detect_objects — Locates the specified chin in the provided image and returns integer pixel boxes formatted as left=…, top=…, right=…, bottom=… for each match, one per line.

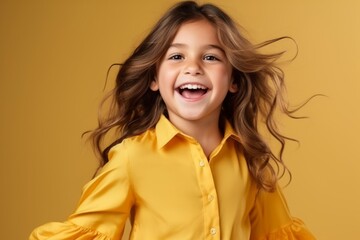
left=179, top=113, right=211, bottom=122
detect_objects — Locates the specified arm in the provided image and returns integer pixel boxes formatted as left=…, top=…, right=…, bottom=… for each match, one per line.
left=30, top=143, right=134, bottom=240
left=249, top=185, right=316, bottom=240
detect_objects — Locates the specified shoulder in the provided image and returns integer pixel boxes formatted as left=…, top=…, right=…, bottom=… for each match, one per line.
left=96, top=129, right=157, bottom=178
left=108, top=129, right=157, bottom=159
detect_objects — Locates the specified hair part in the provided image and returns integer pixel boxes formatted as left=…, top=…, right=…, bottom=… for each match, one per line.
left=86, top=1, right=301, bottom=191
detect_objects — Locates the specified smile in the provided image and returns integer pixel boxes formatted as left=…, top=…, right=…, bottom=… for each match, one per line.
left=177, top=83, right=208, bottom=99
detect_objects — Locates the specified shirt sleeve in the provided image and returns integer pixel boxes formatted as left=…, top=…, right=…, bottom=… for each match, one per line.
left=29, top=143, right=134, bottom=240
left=249, top=185, right=316, bottom=240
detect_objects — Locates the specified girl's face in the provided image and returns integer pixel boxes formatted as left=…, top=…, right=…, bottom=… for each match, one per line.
left=151, top=19, right=237, bottom=128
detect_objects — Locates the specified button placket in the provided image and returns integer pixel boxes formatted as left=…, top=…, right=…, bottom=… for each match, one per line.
left=190, top=143, right=220, bottom=239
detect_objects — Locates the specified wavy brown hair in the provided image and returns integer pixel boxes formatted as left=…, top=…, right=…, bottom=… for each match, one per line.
left=87, top=1, right=300, bottom=191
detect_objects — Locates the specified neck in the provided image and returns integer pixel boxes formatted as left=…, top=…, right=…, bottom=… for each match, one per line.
left=169, top=115, right=223, bottom=158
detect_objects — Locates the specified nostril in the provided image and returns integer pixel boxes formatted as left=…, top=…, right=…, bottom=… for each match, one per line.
left=184, top=69, right=202, bottom=75
left=184, top=63, right=203, bottom=75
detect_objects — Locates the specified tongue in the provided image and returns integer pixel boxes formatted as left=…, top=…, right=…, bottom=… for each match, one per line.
left=181, top=89, right=206, bottom=99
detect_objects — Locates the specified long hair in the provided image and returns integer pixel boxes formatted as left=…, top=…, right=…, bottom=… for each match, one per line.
left=87, top=1, right=298, bottom=191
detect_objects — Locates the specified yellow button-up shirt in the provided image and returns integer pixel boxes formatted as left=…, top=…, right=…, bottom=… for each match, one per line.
left=30, top=115, right=315, bottom=240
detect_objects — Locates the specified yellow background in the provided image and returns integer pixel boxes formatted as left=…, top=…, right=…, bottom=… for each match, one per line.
left=1, top=0, right=359, bottom=239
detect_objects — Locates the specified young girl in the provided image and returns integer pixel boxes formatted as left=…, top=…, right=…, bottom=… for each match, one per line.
left=30, top=1, right=315, bottom=239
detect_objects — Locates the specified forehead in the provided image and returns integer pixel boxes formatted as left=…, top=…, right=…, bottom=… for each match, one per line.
left=171, top=19, right=221, bottom=47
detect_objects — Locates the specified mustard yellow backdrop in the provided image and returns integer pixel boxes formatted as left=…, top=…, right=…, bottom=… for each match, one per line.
left=1, top=0, right=359, bottom=239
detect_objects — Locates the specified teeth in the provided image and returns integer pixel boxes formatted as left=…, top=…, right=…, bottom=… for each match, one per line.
left=179, top=84, right=207, bottom=90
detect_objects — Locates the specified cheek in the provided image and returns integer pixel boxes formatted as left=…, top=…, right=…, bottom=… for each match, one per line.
left=213, top=67, right=232, bottom=83
left=157, top=66, right=178, bottom=87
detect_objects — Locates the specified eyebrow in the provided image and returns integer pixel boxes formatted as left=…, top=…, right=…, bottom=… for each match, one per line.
left=169, top=43, right=225, bottom=52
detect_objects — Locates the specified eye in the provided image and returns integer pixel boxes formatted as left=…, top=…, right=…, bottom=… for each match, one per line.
left=168, top=54, right=184, bottom=60
left=203, top=55, right=219, bottom=61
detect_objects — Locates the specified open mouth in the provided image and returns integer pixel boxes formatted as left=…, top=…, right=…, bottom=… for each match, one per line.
left=177, top=84, right=208, bottom=99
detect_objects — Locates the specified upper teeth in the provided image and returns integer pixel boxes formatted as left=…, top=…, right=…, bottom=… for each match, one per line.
left=180, top=84, right=206, bottom=90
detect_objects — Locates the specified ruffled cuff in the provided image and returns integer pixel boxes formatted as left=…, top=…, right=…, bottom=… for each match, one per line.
left=29, top=221, right=111, bottom=240
left=255, top=218, right=316, bottom=240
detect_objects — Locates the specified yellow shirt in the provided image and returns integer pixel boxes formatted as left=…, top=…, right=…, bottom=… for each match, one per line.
left=30, top=115, right=315, bottom=240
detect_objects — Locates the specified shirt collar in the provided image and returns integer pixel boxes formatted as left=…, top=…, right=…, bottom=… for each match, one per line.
left=156, top=115, right=181, bottom=149
left=222, top=119, right=241, bottom=143
left=155, top=115, right=241, bottom=149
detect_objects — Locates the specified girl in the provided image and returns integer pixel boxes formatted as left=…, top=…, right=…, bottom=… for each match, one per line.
left=30, top=1, right=315, bottom=239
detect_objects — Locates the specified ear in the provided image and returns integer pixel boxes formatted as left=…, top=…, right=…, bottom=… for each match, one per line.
left=150, top=79, right=159, bottom=91
left=228, top=78, right=238, bottom=93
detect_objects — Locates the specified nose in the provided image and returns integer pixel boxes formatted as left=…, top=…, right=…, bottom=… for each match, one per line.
left=184, top=58, right=203, bottom=76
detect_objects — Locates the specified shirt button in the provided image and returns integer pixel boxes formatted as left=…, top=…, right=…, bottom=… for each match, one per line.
left=208, top=194, right=214, bottom=202
left=199, top=160, right=205, bottom=167
left=210, top=227, right=217, bottom=235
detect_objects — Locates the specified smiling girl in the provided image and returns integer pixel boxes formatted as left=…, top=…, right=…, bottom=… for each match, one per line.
left=151, top=19, right=237, bottom=157
left=30, top=1, right=315, bottom=239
